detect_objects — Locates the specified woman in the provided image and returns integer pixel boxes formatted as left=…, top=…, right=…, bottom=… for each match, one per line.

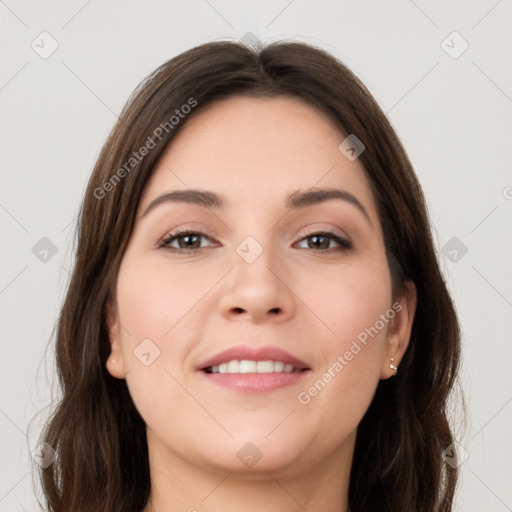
left=36, top=39, right=461, bottom=511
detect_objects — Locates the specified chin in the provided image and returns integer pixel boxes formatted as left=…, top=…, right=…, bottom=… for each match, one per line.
left=191, top=432, right=315, bottom=479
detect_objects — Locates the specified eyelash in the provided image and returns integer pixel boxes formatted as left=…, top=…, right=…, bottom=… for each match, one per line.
left=157, top=229, right=352, bottom=253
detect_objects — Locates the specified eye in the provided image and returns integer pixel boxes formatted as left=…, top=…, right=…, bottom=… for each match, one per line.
left=295, top=230, right=352, bottom=251
left=158, top=229, right=351, bottom=253
left=158, top=230, right=218, bottom=252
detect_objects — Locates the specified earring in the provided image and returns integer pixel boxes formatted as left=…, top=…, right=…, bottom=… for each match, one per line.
left=389, top=357, right=398, bottom=375
left=110, top=357, right=117, bottom=364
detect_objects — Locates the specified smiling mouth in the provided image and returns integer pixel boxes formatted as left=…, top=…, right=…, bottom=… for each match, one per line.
left=202, top=359, right=309, bottom=374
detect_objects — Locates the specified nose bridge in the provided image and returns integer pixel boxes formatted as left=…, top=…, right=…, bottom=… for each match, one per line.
left=219, top=231, right=296, bottom=322
left=235, top=234, right=279, bottom=285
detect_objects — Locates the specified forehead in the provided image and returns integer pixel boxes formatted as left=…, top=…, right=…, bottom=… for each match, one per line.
left=138, top=95, right=378, bottom=221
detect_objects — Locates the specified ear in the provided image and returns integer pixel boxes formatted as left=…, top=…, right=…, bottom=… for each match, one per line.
left=380, top=281, right=417, bottom=379
left=105, top=296, right=128, bottom=379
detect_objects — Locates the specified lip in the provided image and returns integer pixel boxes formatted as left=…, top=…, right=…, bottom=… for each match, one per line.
left=197, top=344, right=311, bottom=394
left=200, top=371, right=310, bottom=393
left=197, top=344, right=310, bottom=371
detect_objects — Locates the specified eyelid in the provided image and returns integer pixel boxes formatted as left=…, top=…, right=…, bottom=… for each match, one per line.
left=157, top=229, right=217, bottom=250
left=295, top=223, right=352, bottom=245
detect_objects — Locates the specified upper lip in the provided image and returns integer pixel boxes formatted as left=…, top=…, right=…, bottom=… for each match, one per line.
left=198, top=344, right=311, bottom=370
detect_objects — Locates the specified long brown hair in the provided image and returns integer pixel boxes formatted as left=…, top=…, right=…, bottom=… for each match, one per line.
left=35, top=39, right=461, bottom=511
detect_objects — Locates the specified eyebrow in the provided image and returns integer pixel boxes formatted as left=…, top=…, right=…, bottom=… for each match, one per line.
left=142, top=187, right=372, bottom=225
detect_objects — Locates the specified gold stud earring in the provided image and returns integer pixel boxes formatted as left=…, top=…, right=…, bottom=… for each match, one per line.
left=389, top=357, right=398, bottom=375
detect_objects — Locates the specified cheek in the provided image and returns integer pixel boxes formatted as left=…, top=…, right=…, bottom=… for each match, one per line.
left=116, top=255, right=216, bottom=346
left=114, top=256, right=197, bottom=430
left=114, top=253, right=225, bottom=411
left=298, top=253, right=392, bottom=349
left=294, top=256, right=391, bottom=421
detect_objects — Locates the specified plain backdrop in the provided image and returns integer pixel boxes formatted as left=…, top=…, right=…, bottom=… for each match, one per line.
left=1, top=1, right=511, bottom=510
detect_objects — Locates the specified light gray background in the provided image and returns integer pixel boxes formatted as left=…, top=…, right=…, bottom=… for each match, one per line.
left=1, top=1, right=511, bottom=510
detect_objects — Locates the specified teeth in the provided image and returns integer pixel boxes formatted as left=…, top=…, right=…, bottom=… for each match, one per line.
left=227, top=360, right=238, bottom=373
left=208, top=359, right=300, bottom=374
left=256, top=361, right=273, bottom=373
left=274, top=361, right=285, bottom=372
left=240, top=360, right=257, bottom=373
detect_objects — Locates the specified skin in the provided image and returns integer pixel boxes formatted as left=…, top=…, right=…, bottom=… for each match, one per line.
left=105, top=96, right=417, bottom=512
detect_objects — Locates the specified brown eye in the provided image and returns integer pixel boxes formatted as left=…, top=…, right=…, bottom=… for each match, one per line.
left=159, top=231, right=216, bottom=252
left=296, top=231, right=352, bottom=251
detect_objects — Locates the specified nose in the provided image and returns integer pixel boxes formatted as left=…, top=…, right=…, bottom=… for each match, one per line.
left=218, top=241, right=296, bottom=324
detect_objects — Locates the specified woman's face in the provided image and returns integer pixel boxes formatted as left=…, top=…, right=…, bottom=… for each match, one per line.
left=106, top=95, right=414, bottom=479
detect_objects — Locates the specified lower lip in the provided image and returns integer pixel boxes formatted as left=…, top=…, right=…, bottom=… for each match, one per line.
left=199, top=370, right=310, bottom=393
